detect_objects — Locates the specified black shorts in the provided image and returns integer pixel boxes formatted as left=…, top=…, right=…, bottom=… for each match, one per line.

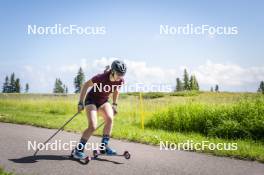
left=84, top=98, right=108, bottom=109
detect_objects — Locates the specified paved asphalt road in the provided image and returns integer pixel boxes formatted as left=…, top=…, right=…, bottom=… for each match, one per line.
left=0, top=122, right=264, bottom=175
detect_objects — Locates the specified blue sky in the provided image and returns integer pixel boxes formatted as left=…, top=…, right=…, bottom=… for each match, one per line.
left=0, top=0, right=263, bottom=93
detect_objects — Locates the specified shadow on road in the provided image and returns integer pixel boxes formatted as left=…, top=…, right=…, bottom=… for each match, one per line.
left=9, top=155, right=70, bottom=163
left=9, top=155, right=124, bottom=165
left=91, top=157, right=124, bottom=164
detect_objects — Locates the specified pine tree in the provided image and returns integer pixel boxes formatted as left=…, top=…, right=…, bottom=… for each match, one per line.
left=15, top=78, right=21, bottom=93
left=25, top=83, right=29, bottom=93
left=74, top=67, right=85, bottom=93
left=194, top=76, right=199, bottom=90
left=210, top=86, right=214, bottom=92
left=10, top=73, right=16, bottom=93
left=58, top=79, right=64, bottom=93
left=260, top=81, right=264, bottom=93
left=63, top=84, right=68, bottom=94
left=258, top=81, right=264, bottom=94
left=190, top=75, right=194, bottom=90
left=190, top=75, right=199, bottom=91
left=2, top=76, right=9, bottom=93
left=2, top=73, right=23, bottom=93
left=53, top=78, right=65, bottom=93
left=215, top=84, right=219, bottom=92
left=183, top=69, right=190, bottom=90
left=175, top=78, right=183, bottom=92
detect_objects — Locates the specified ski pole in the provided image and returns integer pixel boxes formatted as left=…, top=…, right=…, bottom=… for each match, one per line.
left=33, top=112, right=80, bottom=156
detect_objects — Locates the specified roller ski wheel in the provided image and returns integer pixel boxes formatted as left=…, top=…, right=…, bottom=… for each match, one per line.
left=93, top=149, right=100, bottom=158
left=123, top=151, right=131, bottom=159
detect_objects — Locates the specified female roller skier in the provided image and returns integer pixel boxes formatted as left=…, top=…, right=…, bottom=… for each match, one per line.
left=71, top=60, right=127, bottom=159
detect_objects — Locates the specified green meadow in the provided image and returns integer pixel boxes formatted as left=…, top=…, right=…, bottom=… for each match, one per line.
left=0, top=92, right=264, bottom=163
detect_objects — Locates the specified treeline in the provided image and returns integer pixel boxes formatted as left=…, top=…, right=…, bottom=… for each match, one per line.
left=210, top=84, right=220, bottom=92
left=53, top=67, right=85, bottom=94
left=51, top=69, right=264, bottom=94
left=258, top=81, right=264, bottom=94
left=2, top=73, right=29, bottom=93
left=175, top=69, right=223, bottom=93
left=53, top=78, right=68, bottom=93
left=175, top=69, right=199, bottom=92
left=2, top=68, right=264, bottom=94
left=1, top=68, right=85, bottom=94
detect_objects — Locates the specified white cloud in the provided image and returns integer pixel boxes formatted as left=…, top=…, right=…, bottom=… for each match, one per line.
left=23, top=65, right=33, bottom=73
left=90, top=57, right=180, bottom=85
left=59, top=64, right=79, bottom=72
left=80, top=58, right=88, bottom=70
left=124, top=59, right=178, bottom=84
left=193, top=60, right=264, bottom=87
left=91, top=57, right=116, bottom=71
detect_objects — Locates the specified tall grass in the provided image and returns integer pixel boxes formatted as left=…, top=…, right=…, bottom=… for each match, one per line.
left=147, top=95, right=264, bottom=140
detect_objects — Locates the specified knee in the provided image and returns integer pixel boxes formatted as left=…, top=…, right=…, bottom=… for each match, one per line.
left=88, top=124, right=97, bottom=131
left=105, top=115, right=113, bottom=125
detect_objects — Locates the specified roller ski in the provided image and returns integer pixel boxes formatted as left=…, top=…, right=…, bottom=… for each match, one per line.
left=93, top=135, right=131, bottom=159
left=70, top=149, right=91, bottom=164
left=93, top=148, right=131, bottom=159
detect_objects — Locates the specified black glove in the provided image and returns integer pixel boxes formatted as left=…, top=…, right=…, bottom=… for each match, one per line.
left=112, top=103, right=118, bottom=115
left=78, top=101, right=84, bottom=112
